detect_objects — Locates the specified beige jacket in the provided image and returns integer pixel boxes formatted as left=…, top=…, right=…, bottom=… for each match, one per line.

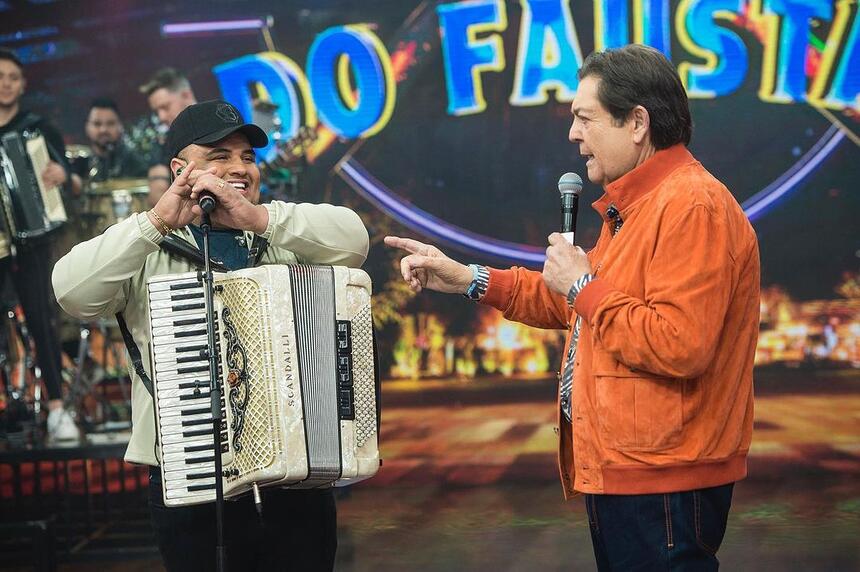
left=52, top=202, right=369, bottom=465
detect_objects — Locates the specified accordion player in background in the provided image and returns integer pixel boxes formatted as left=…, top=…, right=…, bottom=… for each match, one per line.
left=0, top=48, right=78, bottom=441
left=52, top=100, right=370, bottom=572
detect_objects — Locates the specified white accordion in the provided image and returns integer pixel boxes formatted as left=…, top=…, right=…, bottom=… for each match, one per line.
left=147, top=264, right=380, bottom=507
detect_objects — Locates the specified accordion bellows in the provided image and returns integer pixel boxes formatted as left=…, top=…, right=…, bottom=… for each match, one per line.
left=147, top=264, right=380, bottom=507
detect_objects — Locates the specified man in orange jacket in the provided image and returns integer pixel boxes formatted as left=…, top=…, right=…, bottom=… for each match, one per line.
left=386, top=44, right=759, bottom=570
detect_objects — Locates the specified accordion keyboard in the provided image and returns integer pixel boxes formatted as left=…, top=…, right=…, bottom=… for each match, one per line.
left=149, top=276, right=230, bottom=503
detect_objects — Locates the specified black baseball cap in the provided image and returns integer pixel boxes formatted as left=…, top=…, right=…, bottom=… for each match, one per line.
left=164, top=100, right=268, bottom=160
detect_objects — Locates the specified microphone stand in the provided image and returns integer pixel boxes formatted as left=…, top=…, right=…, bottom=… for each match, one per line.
left=200, top=208, right=228, bottom=572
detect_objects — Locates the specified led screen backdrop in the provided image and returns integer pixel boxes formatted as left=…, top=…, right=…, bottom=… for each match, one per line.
left=4, top=0, right=858, bottom=388
left=3, top=4, right=858, bottom=568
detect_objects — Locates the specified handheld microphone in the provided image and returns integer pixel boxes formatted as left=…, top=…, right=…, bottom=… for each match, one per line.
left=558, top=172, right=583, bottom=244
left=198, top=192, right=216, bottom=214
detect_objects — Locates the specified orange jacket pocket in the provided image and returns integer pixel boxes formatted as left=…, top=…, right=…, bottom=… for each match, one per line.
left=593, top=352, right=684, bottom=452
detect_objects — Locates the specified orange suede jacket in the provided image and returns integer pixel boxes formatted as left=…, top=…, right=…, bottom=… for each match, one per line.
left=482, top=145, right=759, bottom=496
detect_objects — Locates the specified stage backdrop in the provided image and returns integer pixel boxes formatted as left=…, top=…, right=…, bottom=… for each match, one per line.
left=4, top=0, right=858, bottom=477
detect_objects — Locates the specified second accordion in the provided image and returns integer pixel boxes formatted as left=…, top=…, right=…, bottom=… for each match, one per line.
left=147, top=264, right=380, bottom=507
left=0, top=130, right=67, bottom=259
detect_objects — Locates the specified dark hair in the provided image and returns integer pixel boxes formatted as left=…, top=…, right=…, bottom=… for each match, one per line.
left=88, top=97, right=121, bottom=118
left=139, top=67, right=191, bottom=97
left=0, top=48, right=24, bottom=72
left=579, top=45, right=692, bottom=149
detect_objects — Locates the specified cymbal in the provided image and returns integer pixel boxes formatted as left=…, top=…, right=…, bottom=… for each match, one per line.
left=65, top=144, right=92, bottom=159
left=86, top=178, right=149, bottom=194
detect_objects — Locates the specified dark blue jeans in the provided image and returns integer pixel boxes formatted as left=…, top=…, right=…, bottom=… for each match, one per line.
left=585, top=483, right=734, bottom=571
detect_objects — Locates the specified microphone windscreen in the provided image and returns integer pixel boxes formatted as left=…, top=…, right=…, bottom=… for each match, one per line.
left=199, top=192, right=216, bottom=214
left=558, top=172, right=583, bottom=196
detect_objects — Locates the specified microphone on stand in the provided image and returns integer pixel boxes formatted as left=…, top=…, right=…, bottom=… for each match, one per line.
left=558, top=172, right=583, bottom=244
left=198, top=192, right=216, bottom=214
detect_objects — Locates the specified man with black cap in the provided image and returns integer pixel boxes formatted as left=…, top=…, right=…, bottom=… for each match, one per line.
left=52, top=100, right=370, bottom=571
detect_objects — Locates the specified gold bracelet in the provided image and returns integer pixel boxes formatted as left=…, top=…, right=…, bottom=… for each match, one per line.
left=149, top=210, right=173, bottom=236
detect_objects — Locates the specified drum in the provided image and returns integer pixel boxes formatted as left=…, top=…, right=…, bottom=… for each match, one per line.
left=82, top=178, right=149, bottom=236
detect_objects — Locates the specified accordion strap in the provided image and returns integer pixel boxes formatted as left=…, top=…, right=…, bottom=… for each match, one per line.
left=246, top=234, right=269, bottom=267
left=14, top=111, right=42, bottom=132
left=115, top=311, right=154, bottom=397
left=158, top=233, right=269, bottom=271
left=160, top=234, right=229, bottom=272
left=116, top=311, right=160, bottom=459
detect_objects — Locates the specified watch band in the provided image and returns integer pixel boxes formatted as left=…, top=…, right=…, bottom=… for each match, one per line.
left=566, top=273, right=594, bottom=307
left=463, top=264, right=490, bottom=301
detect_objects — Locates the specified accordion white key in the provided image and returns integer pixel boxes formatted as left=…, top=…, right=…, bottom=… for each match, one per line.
left=147, top=264, right=380, bottom=507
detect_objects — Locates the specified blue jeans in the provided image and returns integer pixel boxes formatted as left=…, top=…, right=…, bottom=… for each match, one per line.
left=585, top=483, right=734, bottom=571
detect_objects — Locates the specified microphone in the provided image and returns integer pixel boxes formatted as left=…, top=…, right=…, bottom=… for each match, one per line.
left=558, top=172, right=583, bottom=244
left=198, top=192, right=216, bottom=214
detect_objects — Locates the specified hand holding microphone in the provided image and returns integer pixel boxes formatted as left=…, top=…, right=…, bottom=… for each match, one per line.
left=197, top=189, right=217, bottom=213
left=150, top=160, right=209, bottom=231
left=558, top=172, right=582, bottom=244
left=542, top=172, right=592, bottom=297
left=189, top=173, right=234, bottom=213
left=174, top=165, right=216, bottom=214
left=189, top=173, right=269, bottom=234
left=150, top=164, right=267, bottom=234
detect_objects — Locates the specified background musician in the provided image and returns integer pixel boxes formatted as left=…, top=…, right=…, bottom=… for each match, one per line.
left=138, top=67, right=197, bottom=208
left=52, top=100, right=369, bottom=571
left=83, top=97, right=148, bottom=182
left=0, top=48, right=77, bottom=442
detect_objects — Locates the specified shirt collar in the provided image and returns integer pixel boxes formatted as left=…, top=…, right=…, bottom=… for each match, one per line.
left=591, top=144, right=695, bottom=222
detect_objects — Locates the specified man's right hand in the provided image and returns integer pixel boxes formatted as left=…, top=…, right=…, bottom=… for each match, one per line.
left=383, top=236, right=474, bottom=294
left=149, top=161, right=216, bottom=231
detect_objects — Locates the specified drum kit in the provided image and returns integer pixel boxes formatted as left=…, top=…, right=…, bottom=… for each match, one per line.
left=65, top=144, right=149, bottom=239
left=81, top=178, right=149, bottom=234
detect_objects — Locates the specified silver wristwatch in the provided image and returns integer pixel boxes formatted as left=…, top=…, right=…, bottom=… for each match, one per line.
left=566, top=273, right=594, bottom=307
left=463, top=264, right=490, bottom=301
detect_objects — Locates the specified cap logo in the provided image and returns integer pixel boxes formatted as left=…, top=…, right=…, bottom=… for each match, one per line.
left=216, top=104, right=239, bottom=123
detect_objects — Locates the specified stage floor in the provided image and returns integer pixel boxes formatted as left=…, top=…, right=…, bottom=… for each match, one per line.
left=3, top=369, right=859, bottom=571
